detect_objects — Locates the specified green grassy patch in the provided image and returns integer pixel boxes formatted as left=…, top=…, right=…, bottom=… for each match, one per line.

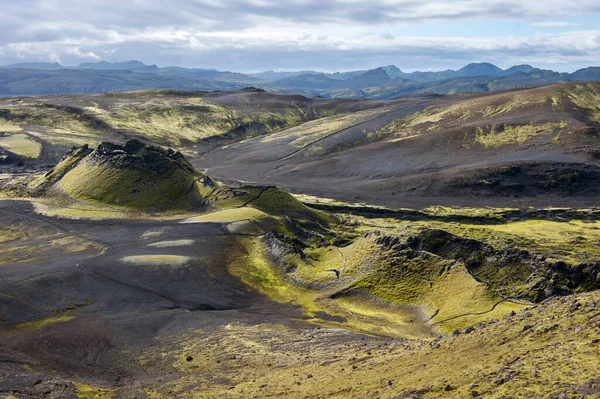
left=248, top=187, right=332, bottom=225
left=74, top=382, right=114, bottom=399
left=471, top=122, right=567, bottom=148
left=566, top=82, right=600, bottom=123
left=14, top=314, right=74, bottom=330
left=350, top=251, right=524, bottom=332
left=121, top=255, right=192, bottom=266
left=180, top=207, right=268, bottom=224
left=0, top=133, right=42, bottom=158
left=57, top=160, right=197, bottom=209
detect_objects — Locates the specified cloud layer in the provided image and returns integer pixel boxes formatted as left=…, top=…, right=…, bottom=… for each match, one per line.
left=1, top=0, right=599, bottom=71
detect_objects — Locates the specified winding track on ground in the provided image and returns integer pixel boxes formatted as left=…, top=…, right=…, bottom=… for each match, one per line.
left=264, top=100, right=434, bottom=163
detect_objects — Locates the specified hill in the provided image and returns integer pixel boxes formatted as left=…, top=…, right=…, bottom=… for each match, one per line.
left=1, top=60, right=600, bottom=99
left=0, top=88, right=373, bottom=166
left=200, top=82, right=600, bottom=208
left=2, top=83, right=599, bottom=208
left=0, top=85, right=599, bottom=398
left=454, top=62, right=504, bottom=77
left=32, top=140, right=206, bottom=209
left=78, top=60, right=154, bottom=71
left=0, top=68, right=242, bottom=96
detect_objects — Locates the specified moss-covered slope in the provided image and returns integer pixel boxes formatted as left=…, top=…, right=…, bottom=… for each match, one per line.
left=25, top=139, right=334, bottom=222
left=36, top=140, right=201, bottom=208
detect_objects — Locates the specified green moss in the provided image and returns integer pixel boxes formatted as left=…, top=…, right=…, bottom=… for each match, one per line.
left=248, top=187, right=332, bottom=225
left=75, top=382, right=113, bottom=399
left=14, top=314, right=74, bottom=330
left=180, top=207, right=268, bottom=224
left=381, top=218, right=600, bottom=266
left=29, top=145, right=91, bottom=191
left=467, top=219, right=600, bottom=264
left=0, top=101, right=101, bottom=147
left=471, top=122, right=567, bottom=148
left=228, top=237, right=439, bottom=338
left=121, top=255, right=191, bottom=266
left=144, top=290, right=600, bottom=398
left=0, top=133, right=42, bottom=158
left=566, top=82, right=600, bottom=123
left=56, top=160, right=198, bottom=209
left=0, top=227, right=26, bottom=244
left=349, top=250, right=523, bottom=332
left=94, top=101, right=236, bottom=146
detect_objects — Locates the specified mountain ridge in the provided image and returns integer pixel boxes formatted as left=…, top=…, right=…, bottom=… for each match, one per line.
left=0, top=59, right=598, bottom=99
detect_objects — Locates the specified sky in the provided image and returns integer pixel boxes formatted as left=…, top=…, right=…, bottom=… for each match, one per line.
left=1, top=0, right=599, bottom=73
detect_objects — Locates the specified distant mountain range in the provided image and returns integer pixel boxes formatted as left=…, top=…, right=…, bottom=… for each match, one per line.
left=1, top=60, right=599, bottom=99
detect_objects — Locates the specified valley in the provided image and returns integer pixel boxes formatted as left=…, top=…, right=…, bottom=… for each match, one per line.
left=0, top=83, right=599, bottom=398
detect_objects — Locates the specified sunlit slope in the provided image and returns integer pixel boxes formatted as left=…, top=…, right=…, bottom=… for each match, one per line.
left=2, top=193, right=599, bottom=398
left=16, top=139, right=333, bottom=225
left=152, top=289, right=600, bottom=399
left=201, top=82, right=600, bottom=207
left=0, top=88, right=371, bottom=163
left=26, top=140, right=204, bottom=209
left=57, top=144, right=200, bottom=208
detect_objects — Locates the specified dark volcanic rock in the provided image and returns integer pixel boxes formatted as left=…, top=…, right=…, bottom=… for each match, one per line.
left=90, top=139, right=195, bottom=174
left=262, top=230, right=305, bottom=272
left=0, top=374, right=78, bottom=399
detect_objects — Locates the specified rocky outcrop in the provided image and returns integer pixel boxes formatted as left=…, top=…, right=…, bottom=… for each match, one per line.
left=87, top=139, right=196, bottom=175
left=262, top=230, right=305, bottom=273
left=373, top=229, right=600, bottom=302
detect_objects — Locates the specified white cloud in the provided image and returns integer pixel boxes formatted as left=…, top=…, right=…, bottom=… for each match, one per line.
left=532, top=21, right=582, bottom=28
left=64, top=48, right=100, bottom=59
left=0, top=0, right=599, bottom=71
left=47, top=53, right=62, bottom=63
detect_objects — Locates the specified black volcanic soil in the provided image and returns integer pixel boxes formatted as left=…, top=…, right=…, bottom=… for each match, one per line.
left=197, top=86, right=600, bottom=208
left=0, top=200, right=370, bottom=397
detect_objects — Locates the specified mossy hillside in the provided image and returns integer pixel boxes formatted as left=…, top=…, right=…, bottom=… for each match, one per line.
left=90, top=92, right=340, bottom=147
left=360, top=215, right=600, bottom=267
left=245, top=187, right=333, bottom=226
left=227, top=229, right=522, bottom=336
left=470, top=121, right=567, bottom=148
left=473, top=219, right=600, bottom=264
left=29, top=144, right=93, bottom=192
left=191, top=183, right=334, bottom=228
left=180, top=207, right=268, bottom=224
left=0, top=133, right=42, bottom=158
left=0, top=90, right=349, bottom=155
left=347, top=217, right=600, bottom=304
left=53, top=141, right=203, bottom=209
left=228, top=237, right=440, bottom=338
left=259, top=110, right=370, bottom=146
left=377, top=82, right=600, bottom=147
left=238, top=206, right=599, bottom=336
left=283, top=235, right=379, bottom=285
left=144, top=290, right=600, bottom=399
left=0, top=100, right=104, bottom=148
left=16, top=140, right=336, bottom=222
left=567, top=82, right=600, bottom=123
left=58, top=161, right=196, bottom=208
left=86, top=99, right=236, bottom=147
left=346, top=247, right=524, bottom=332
